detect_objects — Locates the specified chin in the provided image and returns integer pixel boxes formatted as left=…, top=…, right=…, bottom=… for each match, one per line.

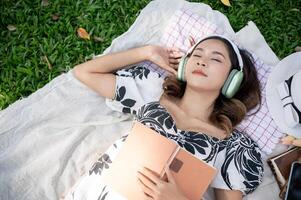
left=187, top=79, right=221, bottom=92
left=187, top=81, right=210, bottom=91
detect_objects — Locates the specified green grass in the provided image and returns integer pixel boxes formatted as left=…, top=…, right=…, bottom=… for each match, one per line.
left=0, top=0, right=300, bottom=110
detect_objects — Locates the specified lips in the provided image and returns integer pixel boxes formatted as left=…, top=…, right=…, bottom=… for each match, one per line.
left=192, top=69, right=207, bottom=77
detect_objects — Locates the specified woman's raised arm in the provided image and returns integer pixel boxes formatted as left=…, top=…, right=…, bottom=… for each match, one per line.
left=73, top=45, right=181, bottom=99
left=73, top=45, right=152, bottom=99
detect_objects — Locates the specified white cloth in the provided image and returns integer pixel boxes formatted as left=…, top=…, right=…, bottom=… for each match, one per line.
left=0, top=71, right=134, bottom=199
left=0, top=0, right=285, bottom=199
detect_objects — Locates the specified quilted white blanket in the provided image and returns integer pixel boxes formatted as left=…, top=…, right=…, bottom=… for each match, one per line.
left=0, top=0, right=286, bottom=199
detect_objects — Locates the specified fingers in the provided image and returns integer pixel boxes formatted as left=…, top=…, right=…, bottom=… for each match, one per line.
left=137, top=168, right=164, bottom=199
left=163, top=64, right=177, bottom=76
left=138, top=178, right=155, bottom=198
left=292, top=139, right=301, bottom=146
left=170, top=51, right=184, bottom=58
left=167, top=47, right=184, bottom=57
left=142, top=195, right=153, bottom=200
left=167, top=47, right=181, bottom=53
left=158, top=46, right=183, bottom=76
left=189, top=35, right=196, bottom=47
left=164, top=166, right=176, bottom=184
left=139, top=167, right=162, bottom=184
left=137, top=167, right=177, bottom=200
left=169, top=64, right=178, bottom=71
left=137, top=172, right=157, bottom=193
left=169, top=58, right=181, bottom=64
left=281, top=135, right=295, bottom=145
left=167, top=68, right=177, bottom=76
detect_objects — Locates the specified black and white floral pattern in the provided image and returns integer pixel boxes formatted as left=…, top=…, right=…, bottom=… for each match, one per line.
left=66, top=66, right=264, bottom=199
left=89, top=153, right=112, bottom=176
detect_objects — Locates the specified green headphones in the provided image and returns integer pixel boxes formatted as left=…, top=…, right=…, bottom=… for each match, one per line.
left=177, top=35, right=244, bottom=99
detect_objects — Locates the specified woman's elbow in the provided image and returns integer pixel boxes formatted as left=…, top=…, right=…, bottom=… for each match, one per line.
left=72, top=64, right=87, bottom=81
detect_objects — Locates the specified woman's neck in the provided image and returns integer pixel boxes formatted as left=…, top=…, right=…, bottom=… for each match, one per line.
left=160, top=86, right=227, bottom=139
left=177, top=86, right=219, bottom=123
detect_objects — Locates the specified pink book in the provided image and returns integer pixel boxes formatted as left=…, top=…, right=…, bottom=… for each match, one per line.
left=102, top=121, right=217, bottom=200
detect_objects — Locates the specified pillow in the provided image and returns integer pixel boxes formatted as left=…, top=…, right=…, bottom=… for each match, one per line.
left=138, top=8, right=285, bottom=155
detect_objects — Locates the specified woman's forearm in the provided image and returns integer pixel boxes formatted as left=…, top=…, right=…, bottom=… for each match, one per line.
left=74, top=45, right=150, bottom=74
left=214, top=189, right=242, bottom=200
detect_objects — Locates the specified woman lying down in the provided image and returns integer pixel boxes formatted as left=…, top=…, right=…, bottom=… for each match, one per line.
left=65, top=35, right=264, bottom=200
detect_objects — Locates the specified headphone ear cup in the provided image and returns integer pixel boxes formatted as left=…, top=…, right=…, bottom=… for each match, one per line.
left=222, top=69, right=244, bottom=98
left=177, top=56, right=188, bottom=82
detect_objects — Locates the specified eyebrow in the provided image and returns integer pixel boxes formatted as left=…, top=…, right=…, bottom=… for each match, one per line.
left=194, top=48, right=226, bottom=59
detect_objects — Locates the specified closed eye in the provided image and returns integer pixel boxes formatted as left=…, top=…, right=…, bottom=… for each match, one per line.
left=211, top=58, right=222, bottom=63
left=194, top=55, right=221, bottom=62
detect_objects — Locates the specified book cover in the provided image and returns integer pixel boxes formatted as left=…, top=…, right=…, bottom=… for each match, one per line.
left=102, top=121, right=217, bottom=200
left=267, top=147, right=301, bottom=189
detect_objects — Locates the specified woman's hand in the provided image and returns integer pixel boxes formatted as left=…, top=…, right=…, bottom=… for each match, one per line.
left=281, top=135, right=301, bottom=146
left=146, top=45, right=184, bottom=76
left=137, top=167, right=188, bottom=200
left=145, top=36, right=196, bottom=76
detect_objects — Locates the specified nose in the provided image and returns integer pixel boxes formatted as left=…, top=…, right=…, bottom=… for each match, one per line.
left=197, top=62, right=207, bottom=67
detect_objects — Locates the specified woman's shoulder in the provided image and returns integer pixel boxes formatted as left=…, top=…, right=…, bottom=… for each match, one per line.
left=228, top=129, right=261, bottom=149
left=106, top=66, right=164, bottom=115
left=115, top=65, right=162, bottom=80
left=216, top=129, right=264, bottom=195
left=138, top=101, right=164, bottom=113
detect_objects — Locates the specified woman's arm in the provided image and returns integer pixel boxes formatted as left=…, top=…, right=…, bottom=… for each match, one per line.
left=74, top=46, right=152, bottom=74
left=214, top=188, right=243, bottom=200
left=73, top=45, right=151, bottom=99
left=73, top=45, right=181, bottom=99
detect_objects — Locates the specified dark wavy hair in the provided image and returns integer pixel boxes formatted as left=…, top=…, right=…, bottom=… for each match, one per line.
left=162, top=36, right=262, bottom=135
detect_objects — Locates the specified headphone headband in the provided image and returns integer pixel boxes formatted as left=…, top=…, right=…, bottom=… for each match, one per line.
left=186, top=35, right=243, bottom=71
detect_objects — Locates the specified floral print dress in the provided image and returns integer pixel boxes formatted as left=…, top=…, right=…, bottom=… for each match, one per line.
left=64, top=66, right=264, bottom=200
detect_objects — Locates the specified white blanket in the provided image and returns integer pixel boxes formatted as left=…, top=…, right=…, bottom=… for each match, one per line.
left=0, top=0, right=286, bottom=199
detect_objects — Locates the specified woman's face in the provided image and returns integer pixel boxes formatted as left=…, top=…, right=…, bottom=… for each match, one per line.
left=185, top=39, right=232, bottom=92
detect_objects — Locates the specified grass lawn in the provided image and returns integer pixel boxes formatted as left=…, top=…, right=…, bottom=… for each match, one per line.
left=0, top=0, right=300, bottom=110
